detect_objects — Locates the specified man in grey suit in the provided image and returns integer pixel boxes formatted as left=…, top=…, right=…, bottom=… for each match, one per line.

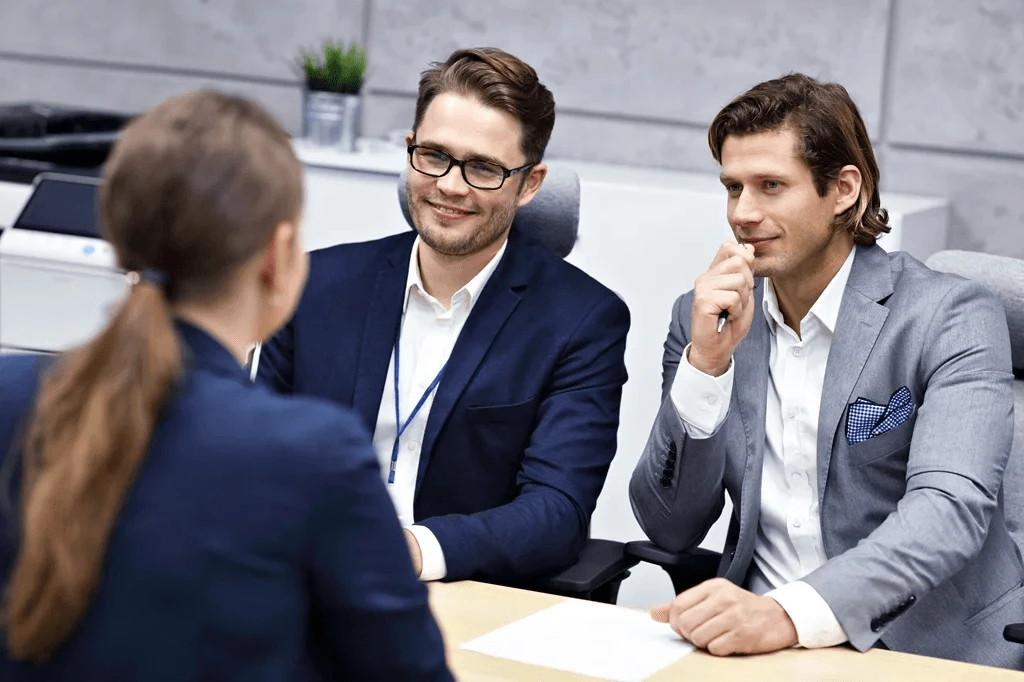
left=630, top=73, right=1022, bottom=668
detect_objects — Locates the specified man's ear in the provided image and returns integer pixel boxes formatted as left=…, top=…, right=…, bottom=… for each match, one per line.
left=516, top=163, right=548, bottom=208
left=833, top=164, right=863, bottom=217
left=404, top=131, right=415, bottom=147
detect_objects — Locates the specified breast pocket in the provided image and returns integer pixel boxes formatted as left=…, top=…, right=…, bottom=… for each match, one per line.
left=848, top=413, right=917, bottom=468
left=466, top=397, right=538, bottom=467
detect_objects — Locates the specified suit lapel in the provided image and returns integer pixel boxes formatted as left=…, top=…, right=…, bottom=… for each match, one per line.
left=351, top=239, right=413, bottom=430
left=732, top=280, right=771, bottom=559
left=816, top=245, right=893, bottom=504
left=415, top=231, right=530, bottom=495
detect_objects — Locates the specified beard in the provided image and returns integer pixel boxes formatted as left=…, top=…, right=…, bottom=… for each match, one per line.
left=407, top=183, right=518, bottom=257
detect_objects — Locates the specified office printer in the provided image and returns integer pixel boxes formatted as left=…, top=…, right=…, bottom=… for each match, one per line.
left=0, top=173, right=125, bottom=354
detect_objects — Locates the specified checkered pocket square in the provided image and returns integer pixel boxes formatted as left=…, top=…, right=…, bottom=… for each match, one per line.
left=846, top=386, right=914, bottom=445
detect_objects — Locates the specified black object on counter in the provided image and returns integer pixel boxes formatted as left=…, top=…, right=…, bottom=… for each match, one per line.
left=0, top=103, right=135, bottom=183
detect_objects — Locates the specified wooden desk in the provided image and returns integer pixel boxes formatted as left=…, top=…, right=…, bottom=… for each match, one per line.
left=430, top=581, right=1024, bottom=681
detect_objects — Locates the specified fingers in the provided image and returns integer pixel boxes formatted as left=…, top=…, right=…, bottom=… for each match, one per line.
left=694, top=290, right=747, bottom=321
left=705, top=630, right=740, bottom=657
left=671, top=595, right=722, bottom=643
left=704, top=272, right=754, bottom=300
left=660, top=580, right=795, bottom=657
left=710, top=241, right=755, bottom=270
left=685, top=611, right=734, bottom=651
left=665, top=579, right=750, bottom=651
left=696, top=253, right=755, bottom=308
left=668, top=580, right=715, bottom=616
left=711, top=256, right=756, bottom=286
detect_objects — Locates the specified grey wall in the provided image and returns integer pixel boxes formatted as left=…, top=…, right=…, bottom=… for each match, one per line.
left=3, top=0, right=1022, bottom=257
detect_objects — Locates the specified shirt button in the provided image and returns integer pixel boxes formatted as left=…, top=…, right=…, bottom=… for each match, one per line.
left=706, top=394, right=718, bottom=406
left=792, top=347, right=802, bottom=357
left=792, top=518, right=803, bottom=528
left=791, top=472, right=802, bottom=483
left=407, top=441, right=419, bottom=452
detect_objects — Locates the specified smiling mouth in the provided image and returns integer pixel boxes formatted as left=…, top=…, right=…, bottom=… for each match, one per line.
left=427, top=200, right=475, bottom=217
left=741, top=237, right=776, bottom=249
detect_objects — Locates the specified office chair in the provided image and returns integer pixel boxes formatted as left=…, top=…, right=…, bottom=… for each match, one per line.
left=624, top=249, right=1024, bottom=606
left=925, top=250, right=1024, bottom=645
left=396, top=166, right=639, bottom=604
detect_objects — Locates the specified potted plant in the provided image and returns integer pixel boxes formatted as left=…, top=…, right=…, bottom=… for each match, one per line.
left=299, top=41, right=367, bottom=151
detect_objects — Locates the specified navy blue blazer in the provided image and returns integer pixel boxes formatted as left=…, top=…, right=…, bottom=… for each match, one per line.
left=257, top=228, right=631, bottom=583
left=0, top=323, right=452, bottom=682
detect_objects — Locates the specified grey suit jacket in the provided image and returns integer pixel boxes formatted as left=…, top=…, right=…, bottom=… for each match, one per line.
left=630, top=244, right=1024, bottom=669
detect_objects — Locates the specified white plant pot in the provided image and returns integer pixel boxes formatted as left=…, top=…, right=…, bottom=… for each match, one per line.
left=304, top=90, right=361, bottom=152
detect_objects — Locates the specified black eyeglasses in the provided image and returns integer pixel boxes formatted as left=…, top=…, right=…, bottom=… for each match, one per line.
left=407, top=144, right=534, bottom=190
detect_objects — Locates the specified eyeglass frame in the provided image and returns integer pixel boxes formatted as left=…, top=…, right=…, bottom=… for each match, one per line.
left=407, top=144, right=535, bottom=190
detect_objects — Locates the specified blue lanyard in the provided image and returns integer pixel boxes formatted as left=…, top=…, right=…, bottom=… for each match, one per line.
left=389, top=329, right=447, bottom=484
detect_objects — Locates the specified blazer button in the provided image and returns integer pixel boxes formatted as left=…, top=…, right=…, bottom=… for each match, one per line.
left=870, top=618, right=883, bottom=633
left=659, top=475, right=672, bottom=488
left=667, top=450, right=677, bottom=463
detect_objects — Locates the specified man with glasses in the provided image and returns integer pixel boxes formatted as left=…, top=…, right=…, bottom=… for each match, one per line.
left=255, top=47, right=630, bottom=586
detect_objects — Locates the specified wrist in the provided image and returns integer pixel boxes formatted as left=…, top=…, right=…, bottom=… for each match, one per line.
left=764, top=595, right=799, bottom=648
left=403, top=529, right=423, bottom=576
left=687, top=346, right=730, bottom=377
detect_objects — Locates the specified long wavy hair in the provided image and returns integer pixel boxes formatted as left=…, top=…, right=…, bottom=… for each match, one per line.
left=2, top=89, right=303, bottom=662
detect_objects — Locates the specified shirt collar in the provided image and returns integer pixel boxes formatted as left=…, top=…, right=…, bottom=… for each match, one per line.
left=403, top=235, right=508, bottom=313
left=762, top=245, right=857, bottom=335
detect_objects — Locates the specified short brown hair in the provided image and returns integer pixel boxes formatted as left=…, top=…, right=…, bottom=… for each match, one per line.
left=413, top=47, right=555, bottom=165
left=708, top=73, right=890, bottom=246
left=3, top=90, right=302, bottom=662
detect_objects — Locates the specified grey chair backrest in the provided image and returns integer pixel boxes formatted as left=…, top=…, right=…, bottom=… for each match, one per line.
left=926, top=250, right=1024, bottom=553
left=396, top=164, right=581, bottom=259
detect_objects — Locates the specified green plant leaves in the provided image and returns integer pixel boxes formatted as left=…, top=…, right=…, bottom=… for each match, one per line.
left=301, top=41, right=367, bottom=95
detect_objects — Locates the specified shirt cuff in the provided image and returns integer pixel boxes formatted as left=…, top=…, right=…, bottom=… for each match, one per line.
left=767, top=580, right=849, bottom=649
left=669, top=343, right=734, bottom=438
left=407, top=524, right=448, bottom=582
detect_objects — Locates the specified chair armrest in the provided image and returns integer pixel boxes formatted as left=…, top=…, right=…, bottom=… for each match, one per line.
left=535, top=539, right=640, bottom=602
left=1004, top=623, right=1024, bottom=644
left=624, top=541, right=722, bottom=595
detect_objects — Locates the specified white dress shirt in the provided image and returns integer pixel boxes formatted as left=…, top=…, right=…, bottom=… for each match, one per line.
left=671, top=246, right=856, bottom=649
left=371, top=236, right=507, bottom=582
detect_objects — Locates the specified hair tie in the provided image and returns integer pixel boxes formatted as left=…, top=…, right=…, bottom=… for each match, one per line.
left=125, top=268, right=170, bottom=291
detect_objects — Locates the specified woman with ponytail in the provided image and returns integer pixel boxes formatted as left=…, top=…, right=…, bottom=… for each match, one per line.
left=0, top=90, right=452, bottom=682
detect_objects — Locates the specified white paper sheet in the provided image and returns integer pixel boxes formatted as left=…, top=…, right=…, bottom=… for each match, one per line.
left=461, top=599, right=695, bottom=681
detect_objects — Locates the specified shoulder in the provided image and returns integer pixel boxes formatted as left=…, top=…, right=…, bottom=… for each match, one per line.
left=888, top=251, right=1005, bottom=323
left=0, top=354, right=51, bottom=419
left=181, top=375, right=378, bottom=480
left=885, top=251, right=1012, bottom=371
left=303, top=231, right=414, bottom=294
left=308, top=231, right=413, bottom=271
left=514, top=232, right=629, bottom=323
left=0, top=354, right=45, bottom=393
left=309, top=231, right=411, bottom=266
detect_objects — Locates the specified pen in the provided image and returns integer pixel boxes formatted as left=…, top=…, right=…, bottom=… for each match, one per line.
left=717, top=310, right=728, bottom=333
